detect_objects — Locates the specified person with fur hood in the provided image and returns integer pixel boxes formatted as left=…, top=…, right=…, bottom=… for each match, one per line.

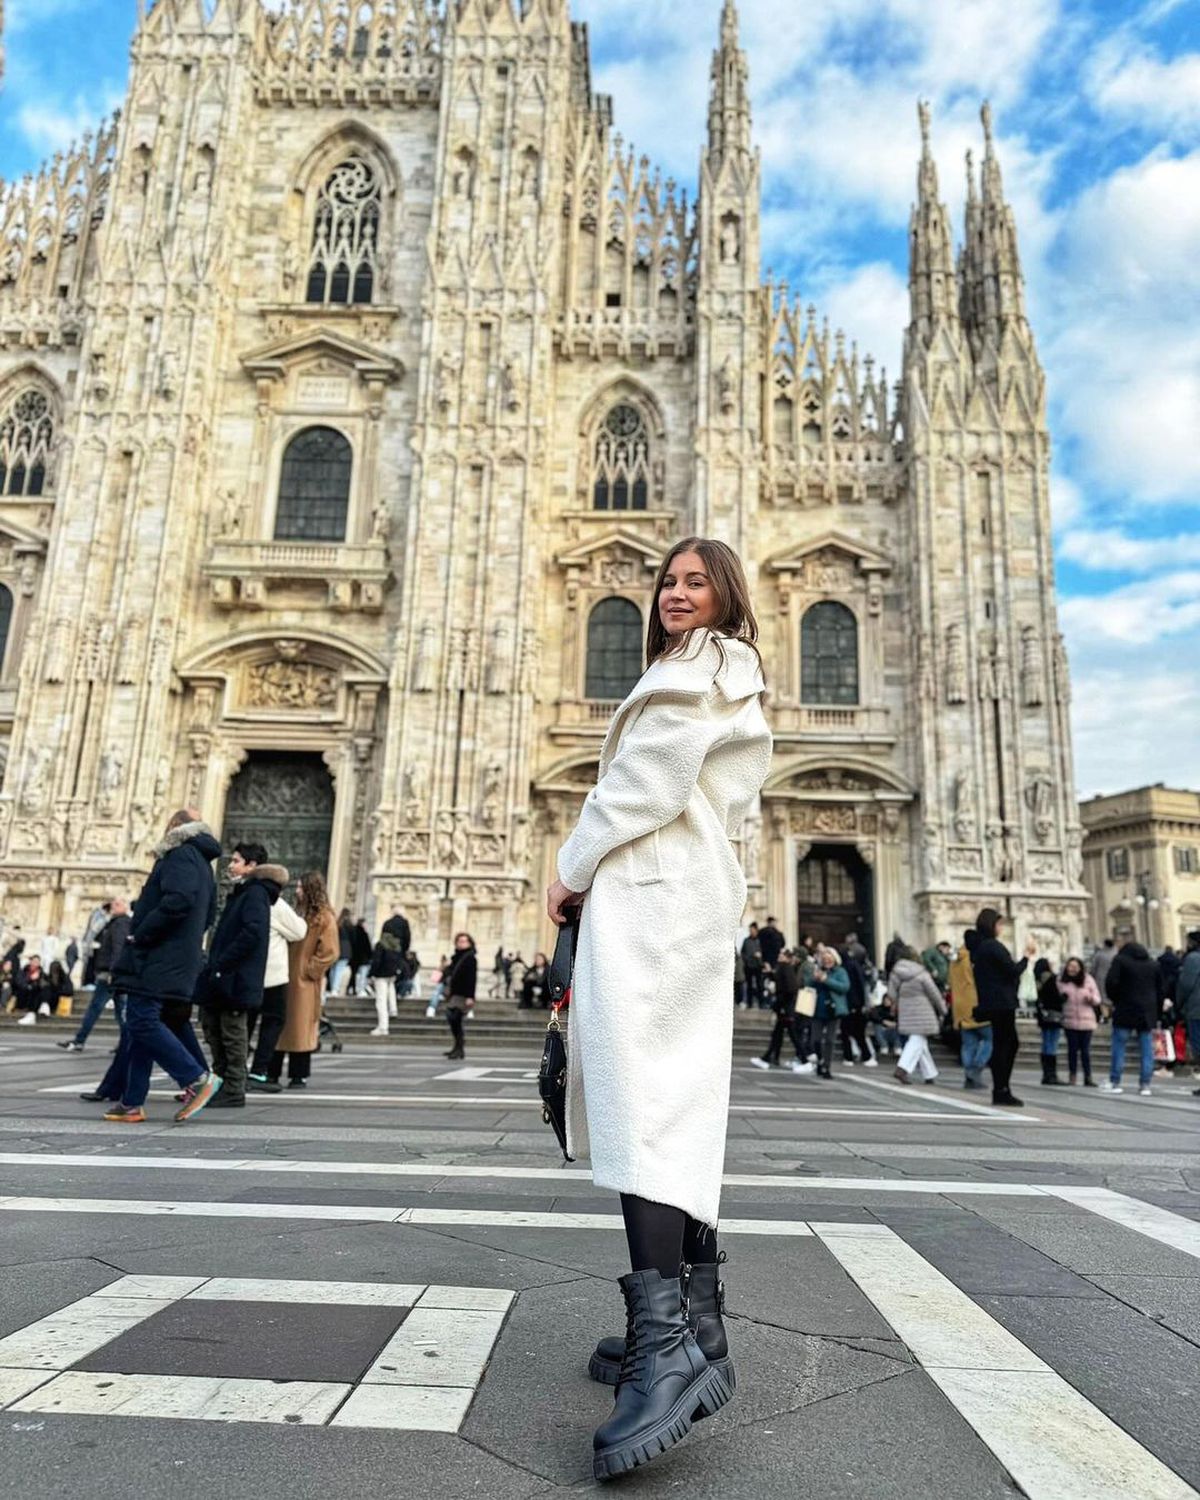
left=888, top=945, right=947, bottom=1085
left=199, top=842, right=288, bottom=1109
left=546, top=539, right=772, bottom=1483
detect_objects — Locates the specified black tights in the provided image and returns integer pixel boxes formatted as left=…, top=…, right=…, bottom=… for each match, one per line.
left=620, top=1194, right=718, bottom=1279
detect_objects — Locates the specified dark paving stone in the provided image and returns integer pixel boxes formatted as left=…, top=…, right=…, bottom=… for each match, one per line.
left=0, top=1259, right=121, bottom=1339
left=73, top=1299, right=408, bottom=1382
left=978, top=1293, right=1200, bottom=1488
left=1086, top=1273, right=1200, bottom=1349
left=871, top=1212, right=1107, bottom=1298
left=969, top=1206, right=1200, bottom=1276
left=220, top=1186, right=559, bottom=1212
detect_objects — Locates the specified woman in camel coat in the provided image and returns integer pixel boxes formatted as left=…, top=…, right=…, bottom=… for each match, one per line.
left=547, top=538, right=772, bottom=1483
left=270, top=871, right=337, bottom=1090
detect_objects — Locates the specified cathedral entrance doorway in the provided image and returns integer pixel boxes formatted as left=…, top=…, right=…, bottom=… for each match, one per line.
left=222, top=752, right=335, bottom=886
left=796, top=843, right=874, bottom=955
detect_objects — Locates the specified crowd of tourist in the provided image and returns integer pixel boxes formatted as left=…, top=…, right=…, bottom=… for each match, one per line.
left=743, top=917, right=1200, bottom=1105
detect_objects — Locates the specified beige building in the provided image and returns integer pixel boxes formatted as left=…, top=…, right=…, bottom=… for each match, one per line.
left=0, top=0, right=1086, bottom=962
left=1080, top=785, right=1200, bottom=952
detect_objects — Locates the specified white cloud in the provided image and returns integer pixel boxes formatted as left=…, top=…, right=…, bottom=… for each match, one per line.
left=1088, top=42, right=1200, bottom=134
left=1059, top=572, right=1200, bottom=646
left=812, top=261, right=908, bottom=377
left=1058, top=526, right=1200, bottom=574
left=16, top=100, right=104, bottom=156
left=1050, top=474, right=1085, bottom=531
left=1069, top=655, right=1200, bottom=796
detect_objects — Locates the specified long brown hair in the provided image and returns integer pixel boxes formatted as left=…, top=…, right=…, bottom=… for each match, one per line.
left=646, top=537, right=761, bottom=669
left=297, top=871, right=332, bottom=922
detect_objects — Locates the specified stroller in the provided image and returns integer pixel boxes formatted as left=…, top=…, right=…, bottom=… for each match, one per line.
left=317, top=1010, right=344, bottom=1054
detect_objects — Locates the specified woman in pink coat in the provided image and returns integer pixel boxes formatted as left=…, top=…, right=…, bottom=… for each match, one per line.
left=1058, top=956, right=1102, bottom=1087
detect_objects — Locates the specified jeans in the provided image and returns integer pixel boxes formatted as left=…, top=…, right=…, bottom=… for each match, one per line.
left=121, top=992, right=208, bottom=1108
left=201, top=1007, right=248, bottom=1103
left=1041, top=1025, right=1062, bottom=1058
left=872, top=1023, right=898, bottom=1056
left=898, top=1033, right=938, bottom=1081
left=989, top=1011, right=1020, bottom=1099
left=1065, top=1028, right=1094, bottom=1080
left=1111, top=1026, right=1154, bottom=1089
left=960, top=1024, right=993, bottom=1083
left=329, top=959, right=350, bottom=997
left=95, top=992, right=131, bottom=1100
left=1188, top=1018, right=1200, bottom=1065
left=249, top=983, right=288, bottom=1076
left=72, top=978, right=112, bottom=1047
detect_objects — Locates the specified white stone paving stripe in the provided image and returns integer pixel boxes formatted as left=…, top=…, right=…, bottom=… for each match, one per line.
left=0, top=1370, right=57, bottom=1409
left=812, top=1222, right=1198, bottom=1500
left=1051, top=1187, right=1200, bottom=1265
left=0, top=1295, right=174, bottom=1371
left=837, top=1071, right=1043, bottom=1120
left=331, top=1383, right=475, bottom=1431
left=186, top=1278, right=428, bottom=1306
left=11, top=1371, right=351, bottom=1425
left=363, top=1306, right=507, bottom=1388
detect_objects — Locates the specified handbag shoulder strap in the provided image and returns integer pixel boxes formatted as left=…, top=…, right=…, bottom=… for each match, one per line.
left=547, top=909, right=580, bottom=1008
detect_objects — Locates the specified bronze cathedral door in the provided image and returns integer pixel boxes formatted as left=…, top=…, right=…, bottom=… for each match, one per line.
left=222, top=752, right=335, bottom=884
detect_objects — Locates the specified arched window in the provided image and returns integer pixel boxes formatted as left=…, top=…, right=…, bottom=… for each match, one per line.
left=802, top=602, right=859, bottom=705
left=586, top=598, right=643, bottom=701
left=0, top=584, right=13, bottom=677
left=275, top=428, right=352, bottom=542
left=593, top=403, right=652, bottom=512
left=306, top=156, right=381, bottom=306
left=0, top=387, right=54, bottom=496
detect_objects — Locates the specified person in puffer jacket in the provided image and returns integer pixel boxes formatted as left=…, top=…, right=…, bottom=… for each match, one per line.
left=888, top=946, right=947, bottom=1086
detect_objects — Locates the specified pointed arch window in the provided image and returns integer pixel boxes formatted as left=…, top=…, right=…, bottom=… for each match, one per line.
left=0, top=585, right=13, bottom=677
left=0, top=388, right=55, bottom=496
left=593, top=404, right=652, bottom=512
left=275, top=427, right=352, bottom=542
left=801, top=601, right=859, bottom=705
left=306, top=156, right=381, bottom=306
left=586, top=597, right=643, bottom=701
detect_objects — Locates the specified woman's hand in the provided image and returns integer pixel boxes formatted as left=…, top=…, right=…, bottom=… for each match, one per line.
left=547, top=879, right=583, bottom=927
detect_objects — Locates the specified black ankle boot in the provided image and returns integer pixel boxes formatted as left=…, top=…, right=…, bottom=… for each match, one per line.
left=591, top=1269, right=730, bottom=1481
left=589, top=1256, right=736, bottom=1406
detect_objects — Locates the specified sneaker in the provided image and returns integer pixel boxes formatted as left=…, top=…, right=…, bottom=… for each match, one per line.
left=789, top=1059, right=815, bottom=1075
left=57, top=1040, right=84, bottom=1052
left=1098, top=1080, right=1123, bottom=1094
left=103, top=1104, right=147, bottom=1123
left=1139, top=1086, right=1152, bottom=1097
left=369, top=1028, right=389, bottom=1038
left=893, top=1066, right=911, bottom=1085
left=863, top=1057, right=878, bottom=1068
left=175, top=1072, right=222, bottom=1122
left=37, top=1003, right=51, bottom=1016
left=16, top=1012, right=35, bottom=1026
left=750, top=1057, right=772, bottom=1071
left=247, top=1075, right=282, bottom=1095
left=963, top=1078, right=982, bottom=1090
left=287, top=1077, right=308, bottom=1089
left=206, top=1093, right=245, bottom=1109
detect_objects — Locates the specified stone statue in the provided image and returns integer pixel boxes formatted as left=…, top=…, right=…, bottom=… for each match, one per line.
left=481, top=759, right=504, bottom=828
left=1053, top=633, right=1072, bottom=705
left=995, top=642, right=1012, bottom=702
left=154, top=754, right=173, bottom=805
left=403, top=761, right=428, bottom=821
left=952, top=770, right=976, bottom=843
left=923, top=822, right=944, bottom=882
left=21, top=746, right=52, bottom=813
left=434, top=811, right=454, bottom=867
left=451, top=814, right=470, bottom=870
left=43, top=617, right=73, bottom=684
left=720, top=216, right=740, bottom=264
left=412, top=625, right=437, bottom=694
left=917, top=632, right=935, bottom=702
left=98, top=746, right=125, bottom=814
left=511, top=811, right=532, bottom=871
left=717, top=355, right=737, bottom=415
left=1020, top=625, right=1043, bottom=707
left=435, top=351, right=459, bottom=412
left=486, top=622, right=515, bottom=696
left=977, top=638, right=997, bottom=702
left=945, top=625, right=967, bottom=705
left=500, top=357, right=524, bottom=415
left=218, top=489, right=244, bottom=540
left=742, top=813, right=761, bottom=882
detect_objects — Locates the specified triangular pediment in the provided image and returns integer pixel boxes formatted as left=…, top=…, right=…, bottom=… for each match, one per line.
left=767, top=530, right=892, bottom=576
left=556, top=529, right=663, bottom=572
left=0, top=511, right=50, bottom=552
left=240, top=327, right=402, bottom=384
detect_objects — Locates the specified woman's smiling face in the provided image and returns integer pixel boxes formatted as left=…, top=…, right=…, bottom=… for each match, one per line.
left=659, top=550, right=719, bottom=637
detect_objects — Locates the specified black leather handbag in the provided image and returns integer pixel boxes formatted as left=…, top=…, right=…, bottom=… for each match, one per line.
left=538, top=908, right=580, bottom=1161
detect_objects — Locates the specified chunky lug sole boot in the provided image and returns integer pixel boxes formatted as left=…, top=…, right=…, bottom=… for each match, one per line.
left=591, top=1269, right=730, bottom=1482
left=589, top=1258, right=736, bottom=1413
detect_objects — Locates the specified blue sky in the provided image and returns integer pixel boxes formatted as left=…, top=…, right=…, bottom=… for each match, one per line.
left=2, top=0, right=1198, bottom=795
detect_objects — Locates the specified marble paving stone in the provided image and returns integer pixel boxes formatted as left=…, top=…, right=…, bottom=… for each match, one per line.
left=0, top=1368, right=56, bottom=1408
left=95, top=1274, right=209, bottom=1299
left=186, top=1278, right=427, bottom=1306
left=331, top=1382, right=475, bottom=1431
left=73, top=1300, right=409, bottom=1383
left=932, top=1367, right=1197, bottom=1500
left=364, top=1306, right=507, bottom=1387
left=416, top=1285, right=514, bottom=1312
left=11, top=1370, right=351, bottom=1425
left=0, top=1298, right=174, bottom=1370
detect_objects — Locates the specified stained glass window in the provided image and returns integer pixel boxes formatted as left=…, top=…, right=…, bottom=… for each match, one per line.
left=306, top=157, right=381, bottom=306
left=0, top=389, right=54, bottom=496
left=593, top=404, right=651, bottom=511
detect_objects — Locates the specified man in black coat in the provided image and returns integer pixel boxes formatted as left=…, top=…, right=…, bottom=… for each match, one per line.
left=106, top=809, right=224, bottom=1124
left=970, top=907, right=1037, bottom=1107
left=59, top=898, right=131, bottom=1052
left=758, top=917, right=786, bottom=971
left=1102, top=938, right=1165, bottom=1096
left=200, top=842, right=283, bottom=1108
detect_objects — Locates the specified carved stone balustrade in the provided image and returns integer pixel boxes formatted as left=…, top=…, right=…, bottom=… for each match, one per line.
left=770, top=704, right=895, bottom=748
left=204, top=539, right=390, bottom=614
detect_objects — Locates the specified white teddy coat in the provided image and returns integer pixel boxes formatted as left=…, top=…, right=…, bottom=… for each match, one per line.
left=556, top=630, right=772, bottom=1229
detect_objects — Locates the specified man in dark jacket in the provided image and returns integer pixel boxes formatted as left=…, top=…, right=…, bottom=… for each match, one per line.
left=59, top=898, right=131, bottom=1052
left=741, top=924, right=766, bottom=1008
left=751, top=951, right=812, bottom=1073
left=367, top=908, right=411, bottom=1037
left=758, top=917, right=786, bottom=971
left=1102, top=938, right=1165, bottom=1096
left=970, top=907, right=1036, bottom=1107
left=1177, top=932, right=1200, bottom=1097
left=200, top=843, right=283, bottom=1109
left=105, top=809, right=223, bottom=1124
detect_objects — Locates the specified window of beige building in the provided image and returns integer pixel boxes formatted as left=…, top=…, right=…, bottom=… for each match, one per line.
left=585, top=597, right=642, bottom=701
left=1107, top=847, right=1130, bottom=880
left=0, top=387, right=55, bottom=496
left=801, top=601, right=859, bottom=706
left=593, top=404, right=652, bottom=512
left=274, top=427, right=353, bottom=542
left=1176, top=846, right=1198, bottom=876
left=306, top=156, right=382, bottom=307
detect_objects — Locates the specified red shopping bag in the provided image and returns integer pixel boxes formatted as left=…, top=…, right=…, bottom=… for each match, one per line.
left=1152, top=1027, right=1175, bottom=1064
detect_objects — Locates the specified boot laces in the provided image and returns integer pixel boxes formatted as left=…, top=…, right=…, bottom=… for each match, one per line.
left=617, top=1282, right=653, bottom=1388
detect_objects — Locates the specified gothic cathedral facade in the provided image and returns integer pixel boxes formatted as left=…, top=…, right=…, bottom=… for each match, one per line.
left=0, top=0, right=1086, bottom=960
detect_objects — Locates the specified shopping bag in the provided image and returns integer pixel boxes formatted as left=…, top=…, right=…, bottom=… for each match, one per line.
left=1152, top=1027, right=1175, bottom=1064
left=796, top=986, right=817, bottom=1017
left=55, top=996, right=73, bottom=1018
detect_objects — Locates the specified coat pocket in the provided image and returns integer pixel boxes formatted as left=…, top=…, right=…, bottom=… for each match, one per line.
left=629, top=827, right=664, bottom=886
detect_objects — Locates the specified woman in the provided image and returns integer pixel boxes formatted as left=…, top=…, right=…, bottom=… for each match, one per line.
left=1034, top=957, right=1066, bottom=1086
left=330, top=908, right=353, bottom=998
left=270, top=873, right=337, bottom=1090
left=13, top=954, right=50, bottom=1025
left=547, top=537, right=771, bottom=1481
left=46, top=960, right=75, bottom=1018
left=970, top=907, right=1036, bottom=1108
left=888, top=946, right=947, bottom=1084
left=248, top=867, right=306, bottom=1092
left=1058, top=956, right=1101, bottom=1087
left=443, top=933, right=477, bottom=1060
left=518, top=952, right=549, bottom=1010
left=811, top=944, right=850, bottom=1079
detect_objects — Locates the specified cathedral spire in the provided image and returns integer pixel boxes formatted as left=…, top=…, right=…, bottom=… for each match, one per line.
left=907, top=101, right=958, bottom=348
left=707, top=0, right=752, bottom=164
left=961, top=101, right=1029, bottom=347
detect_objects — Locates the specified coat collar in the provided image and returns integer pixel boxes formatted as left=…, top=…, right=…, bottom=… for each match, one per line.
left=599, top=630, right=764, bottom=772
left=152, top=820, right=217, bottom=858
